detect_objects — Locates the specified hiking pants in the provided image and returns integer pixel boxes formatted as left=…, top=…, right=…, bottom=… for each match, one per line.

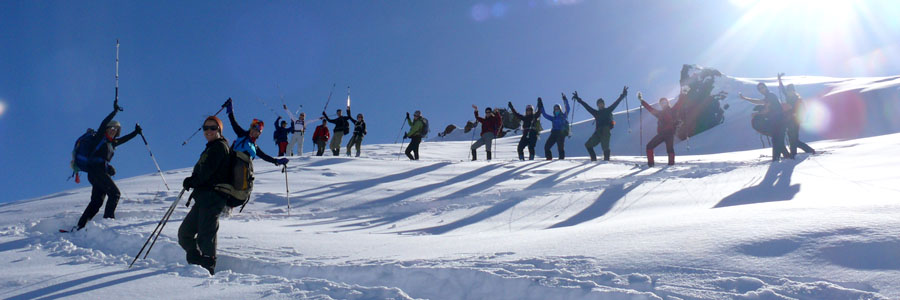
left=346, top=134, right=363, bottom=157
left=646, top=132, right=675, bottom=166
left=544, top=130, right=566, bottom=160
left=517, top=130, right=538, bottom=160
left=288, top=132, right=304, bottom=156
left=330, top=131, right=345, bottom=156
left=78, top=167, right=120, bottom=229
left=405, top=136, right=422, bottom=160
left=787, top=122, right=814, bottom=157
left=178, top=190, right=226, bottom=262
left=315, top=139, right=327, bottom=156
left=585, top=126, right=612, bottom=161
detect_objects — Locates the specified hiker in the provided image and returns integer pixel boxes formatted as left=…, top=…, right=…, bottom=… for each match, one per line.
left=323, top=108, right=352, bottom=156
left=639, top=92, right=683, bottom=167
left=282, top=104, right=307, bottom=156
left=508, top=99, right=543, bottom=160
left=778, top=73, right=815, bottom=157
left=574, top=86, right=628, bottom=161
left=538, top=95, right=570, bottom=160
left=346, top=113, right=367, bottom=157
left=273, top=116, right=291, bottom=156
left=470, top=105, right=502, bottom=161
left=740, top=82, right=791, bottom=162
left=178, top=115, right=230, bottom=275
left=224, top=99, right=289, bottom=166
left=404, top=111, right=425, bottom=160
left=312, top=119, right=330, bottom=156
left=75, top=100, right=141, bottom=230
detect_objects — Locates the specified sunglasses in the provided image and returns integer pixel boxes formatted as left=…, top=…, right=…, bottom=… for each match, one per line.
left=203, top=125, right=219, bottom=131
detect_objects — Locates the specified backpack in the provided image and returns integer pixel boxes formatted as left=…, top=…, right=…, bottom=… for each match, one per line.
left=421, top=117, right=430, bottom=138
left=69, top=128, right=105, bottom=183
left=214, top=140, right=255, bottom=208
left=532, top=118, right=543, bottom=133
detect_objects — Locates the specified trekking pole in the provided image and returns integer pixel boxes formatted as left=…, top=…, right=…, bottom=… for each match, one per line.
left=255, top=97, right=282, bottom=118
left=182, top=106, right=225, bottom=146
left=639, top=101, right=643, bottom=154
left=142, top=189, right=187, bottom=260
left=282, top=165, right=291, bottom=216
left=468, top=120, right=477, bottom=160
left=139, top=131, right=171, bottom=190
left=129, top=189, right=185, bottom=268
left=323, top=83, right=336, bottom=112
left=568, top=95, right=576, bottom=138
left=114, top=39, right=123, bottom=112
left=625, top=93, right=632, bottom=134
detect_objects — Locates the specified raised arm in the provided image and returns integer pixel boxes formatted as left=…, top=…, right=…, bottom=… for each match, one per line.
left=507, top=102, right=523, bottom=119
left=255, top=147, right=279, bottom=165
left=738, top=93, right=766, bottom=105
left=575, top=97, right=598, bottom=116
left=607, top=87, right=628, bottom=111
left=228, top=111, right=249, bottom=137
left=98, top=108, right=118, bottom=132
left=114, top=129, right=139, bottom=147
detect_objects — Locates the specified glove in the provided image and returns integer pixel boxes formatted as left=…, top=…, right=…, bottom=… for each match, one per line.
left=621, top=86, right=629, bottom=97
left=114, top=99, right=121, bottom=111
left=403, top=133, right=409, bottom=139
left=406, top=112, right=410, bottom=120
left=561, top=93, right=567, bottom=101
left=322, top=111, right=328, bottom=117
left=537, top=97, right=543, bottom=107
left=507, top=101, right=513, bottom=109
left=107, top=165, right=116, bottom=176
left=134, top=123, right=143, bottom=135
left=182, top=177, right=194, bottom=190
left=223, top=98, right=233, bottom=114
left=572, top=91, right=580, bottom=100
left=277, top=158, right=289, bottom=166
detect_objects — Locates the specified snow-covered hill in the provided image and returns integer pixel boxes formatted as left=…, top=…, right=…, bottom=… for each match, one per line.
left=2, top=73, right=900, bottom=299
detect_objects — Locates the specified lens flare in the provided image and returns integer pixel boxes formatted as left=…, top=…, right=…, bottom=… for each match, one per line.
left=470, top=3, right=490, bottom=22
left=0, top=100, right=7, bottom=119
left=802, top=92, right=868, bottom=139
left=799, top=98, right=831, bottom=135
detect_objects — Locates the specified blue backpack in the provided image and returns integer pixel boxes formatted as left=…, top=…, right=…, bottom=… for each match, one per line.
left=69, top=128, right=106, bottom=183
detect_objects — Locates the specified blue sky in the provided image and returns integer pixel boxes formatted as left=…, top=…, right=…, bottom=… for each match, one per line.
left=2, top=0, right=899, bottom=202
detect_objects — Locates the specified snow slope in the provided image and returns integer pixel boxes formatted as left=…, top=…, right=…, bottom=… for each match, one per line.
left=2, top=75, right=900, bottom=299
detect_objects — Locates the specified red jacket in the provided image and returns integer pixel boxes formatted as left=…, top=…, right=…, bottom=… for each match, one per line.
left=475, top=111, right=502, bottom=137
left=641, top=100, right=682, bottom=135
left=312, top=124, right=330, bottom=142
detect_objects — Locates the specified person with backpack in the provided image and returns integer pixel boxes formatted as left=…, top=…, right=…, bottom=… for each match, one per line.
left=404, top=110, right=425, bottom=160
left=73, top=100, right=141, bottom=230
left=223, top=99, right=289, bottom=166
left=177, top=115, right=230, bottom=275
left=323, top=108, right=352, bottom=156
left=740, top=82, right=791, bottom=162
left=508, top=99, right=543, bottom=161
left=273, top=116, right=292, bottom=156
left=282, top=104, right=307, bottom=156
left=346, top=113, right=367, bottom=157
left=639, top=92, right=683, bottom=167
left=312, top=119, right=330, bottom=156
left=574, top=86, right=628, bottom=162
left=538, top=94, right=570, bottom=160
left=778, top=73, right=815, bottom=157
left=470, top=105, right=502, bottom=161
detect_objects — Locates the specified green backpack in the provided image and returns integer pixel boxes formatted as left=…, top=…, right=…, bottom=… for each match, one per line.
left=214, top=146, right=255, bottom=209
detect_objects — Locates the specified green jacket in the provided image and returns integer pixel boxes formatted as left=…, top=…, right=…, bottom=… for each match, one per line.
left=407, top=117, right=424, bottom=137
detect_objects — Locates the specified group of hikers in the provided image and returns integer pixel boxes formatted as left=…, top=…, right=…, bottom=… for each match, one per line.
left=70, top=73, right=815, bottom=275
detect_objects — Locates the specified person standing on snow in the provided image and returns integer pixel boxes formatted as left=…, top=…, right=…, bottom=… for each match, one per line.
left=223, top=98, right=289, bottom=166
left=574, top=86, right=628, bottom=162
left=740, top=83, right=791, bottom=162
left=178, top=115, right=230, bottom=275
left=312, top=119, right=330, bottom=156
left=470, top=105, right=502, bottom=161
left=538, top=94, right=570, bottom=160
left=778, top=73, right=815, bottom=157
left=508, top=99, right=543, bottom=161
left=273, top=116, right=291, bottom=156
left=404, top=111, right=425, bottom=160
left=75, top=99, right=141, bottom=230
left=639, top=92, right=682, bottom=167
left=282, top=104, right=307, bottom=156
left=346, top=113, right=367, bottom=157
left=323, top=108, right=352, bottom=156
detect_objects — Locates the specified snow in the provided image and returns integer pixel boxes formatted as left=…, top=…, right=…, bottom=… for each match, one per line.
left=2, top=73, right=900, bottom=299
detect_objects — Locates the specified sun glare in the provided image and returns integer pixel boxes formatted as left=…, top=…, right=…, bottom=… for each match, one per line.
left=0, top=100, right=7, bottom=119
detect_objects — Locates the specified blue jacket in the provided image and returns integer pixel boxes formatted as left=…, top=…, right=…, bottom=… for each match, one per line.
left=540, top=98, right=570, bottom=131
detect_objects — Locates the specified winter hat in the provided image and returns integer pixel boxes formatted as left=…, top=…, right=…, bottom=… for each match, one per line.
left=250, top=118, right=264, bottom=132
left=525, top=105, right=534, bottom=111
left=485, top=107, right=492, bottom=113
left=106, top=120, right=121, bottom=130
left=204, top=116, right=224, bottom=134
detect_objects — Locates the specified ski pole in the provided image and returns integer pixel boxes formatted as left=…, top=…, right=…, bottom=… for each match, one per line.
left=323, top=83, right=336, bottom=112
left=130, top=189, right=185, bottom=267
left=182, top=106, right=225, bottom=146
left=283, top=165, right=291, bottom=216
left=625, top=93, right=632, bottom=134
left=142, top=189, right=187, bottom=260
left=139, top=131, right=171, bottom=190
left=346, top=85, right=351, bottom=108
left=468, top=120, right=477, bottom=160
left=639, top=101, right=643, bottom=154
left=255, top=97, right=282, bottom=118
left=115, top=39, right=123, bottom=112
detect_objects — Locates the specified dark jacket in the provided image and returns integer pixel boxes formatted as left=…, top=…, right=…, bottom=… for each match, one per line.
left=349, top=118, right=367, bottom=136
left=190, top=137, right=231, bottom=192
left=508, top=105, right=543, bottom=133
left=475, top=111, right=502, bottom=137
left=273, top=117, right=291, bottom=143
left=324, top=110, right=352, bottom=135
left=577, top=93, right=625, bottom=131
left=90, top=108, right=138, bottom=170
left=227, top=112, right=278, bottom=165
left=641, top=100, right=683, bottom=135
